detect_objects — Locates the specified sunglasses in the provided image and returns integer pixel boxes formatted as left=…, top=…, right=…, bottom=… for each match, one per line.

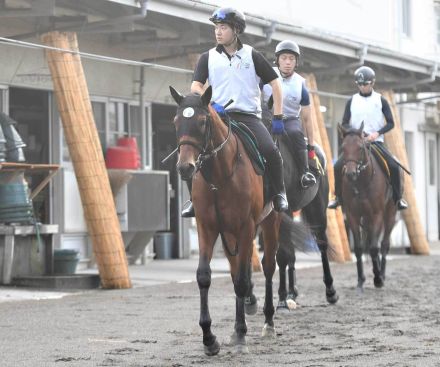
left=356, top=81, right=372, bottom=86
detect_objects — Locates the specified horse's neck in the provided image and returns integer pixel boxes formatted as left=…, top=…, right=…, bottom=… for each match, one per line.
left=210, top=115, right=237, bottom=181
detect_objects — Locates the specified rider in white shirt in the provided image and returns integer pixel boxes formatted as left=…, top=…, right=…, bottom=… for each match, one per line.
left=328, top=66, right=408, bottom=211
left=182, top=7, right=288, bottom=217
left=262, top=40, right=317, bottom=189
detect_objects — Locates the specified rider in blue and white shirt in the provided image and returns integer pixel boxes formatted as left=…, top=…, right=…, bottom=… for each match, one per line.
left=181, top=6, right=288, bottom=217
left=328, top=66, right=408, bottom=210
left=262, top=40, right=317, bottom=189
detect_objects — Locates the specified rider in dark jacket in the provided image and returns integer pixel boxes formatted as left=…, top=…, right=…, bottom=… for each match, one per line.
left=328, top=66, right=408, bottom=211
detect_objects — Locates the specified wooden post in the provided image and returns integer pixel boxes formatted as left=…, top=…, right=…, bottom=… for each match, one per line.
left=382, top=91, right=430, bottom=255
left=305, top=74, right=352, bottom=262
left=42, top=31, right=132, bottom=288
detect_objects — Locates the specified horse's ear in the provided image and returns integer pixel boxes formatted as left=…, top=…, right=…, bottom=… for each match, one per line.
left=169, top=86, right=184, bottom=105
left=358, top=121, right=365, bottom=134
left=201, top=86, right=212, bottom=106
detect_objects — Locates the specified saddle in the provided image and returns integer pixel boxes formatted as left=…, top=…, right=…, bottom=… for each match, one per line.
left=226, top=118, right=265, bottom=176
left=370, top=143, right=391, bottom=179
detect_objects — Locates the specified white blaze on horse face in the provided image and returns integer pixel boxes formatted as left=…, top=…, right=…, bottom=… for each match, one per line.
left=182, top=107, right=195, bottom=118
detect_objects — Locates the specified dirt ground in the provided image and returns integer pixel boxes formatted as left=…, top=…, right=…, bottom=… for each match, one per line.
left=1, top=252, right=440, bottom=367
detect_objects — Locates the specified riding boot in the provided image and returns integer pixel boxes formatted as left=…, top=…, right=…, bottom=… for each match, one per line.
left=298, top=149, right=317, bottom=189
left=391, top=166, right=408, bottom=211
left=181, top=180, right=195, bottom=218
left=268, top=150, right=289, bottom=212
left=328, top=157, right=343, bottom=209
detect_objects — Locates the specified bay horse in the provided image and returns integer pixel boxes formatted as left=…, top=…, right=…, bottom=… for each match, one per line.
left=169, top=86, right=307, bottom=356
left=338, top=122, right=397, bottom=291
left=276, top=136, right=339, bottom=310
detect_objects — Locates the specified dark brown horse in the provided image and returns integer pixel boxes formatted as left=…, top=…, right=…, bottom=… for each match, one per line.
left=276, top=138, right=338, bottom=310
left=339, top=122, right=397, bottom=291
left=169, top=86, right=305, bottom=356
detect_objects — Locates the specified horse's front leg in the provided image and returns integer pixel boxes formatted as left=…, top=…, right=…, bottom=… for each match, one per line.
left=347, top=214, right=365, bottom=292
left=227, top=225, right=254, bottom=354
left=368, top=218, right=385, bottom=288
left=275, top=247, right=289, bottom=312
left=197, top=227, right=220, bottom=356
left=260, top=212, right=279, bottom=337
left=380, top=202, right=397, bottom=281
left=244, top=262, right=258, bottom=316
left=316, top=231, right=339, bottom=304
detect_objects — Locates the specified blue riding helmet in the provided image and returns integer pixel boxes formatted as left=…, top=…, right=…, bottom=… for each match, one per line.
left=209, top=7, right=246, bottom=34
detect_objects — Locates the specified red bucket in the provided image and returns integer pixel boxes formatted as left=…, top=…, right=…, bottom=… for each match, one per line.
left=105, top=146, right=139, bottom=169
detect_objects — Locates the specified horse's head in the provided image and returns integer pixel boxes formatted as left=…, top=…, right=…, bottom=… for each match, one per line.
left=169, top=85, right=212, bottom=180
left=338, top=121, right=369, bottom=182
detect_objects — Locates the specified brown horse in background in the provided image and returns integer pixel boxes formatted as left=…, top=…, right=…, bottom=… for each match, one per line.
left=169, top=86, right=306, bottom=356
left=339, top=122, right=397, bottom=291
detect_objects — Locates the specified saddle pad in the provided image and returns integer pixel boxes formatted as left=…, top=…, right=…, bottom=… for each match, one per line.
left=228, top=119, right=265, bottom=176
left=370, top=144, right=391, bottom=178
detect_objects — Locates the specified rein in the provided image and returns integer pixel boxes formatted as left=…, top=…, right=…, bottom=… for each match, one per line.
left=181, top=110, right=242, bottom=257
left=342, top=136, right=375, bottom=194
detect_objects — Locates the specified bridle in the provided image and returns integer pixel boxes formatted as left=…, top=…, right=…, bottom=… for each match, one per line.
left=177, top=109, right=233, bottom=175
left=342, top=134, right=374, bottom=180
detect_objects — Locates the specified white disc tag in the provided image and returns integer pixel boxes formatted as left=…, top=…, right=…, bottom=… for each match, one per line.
left=182, top=107, right=194, bottom=118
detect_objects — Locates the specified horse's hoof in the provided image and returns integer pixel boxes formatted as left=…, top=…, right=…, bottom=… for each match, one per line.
left=326, top=288, right=339, bottom=304
left=204, top=339, right=220, bottom=356
left=276, top=300, right=289, bottom=313
left=286, top=298, right=297, bottom=310
left=356, top=285, right=364, bottom=295
left=262, top=323, right=276, bottom=338
left=235, top=343, right=249, bottom=354
left=326, top=292, right=339, bottom=304
left=374, top=277, right=384, bottom=288
left=244, top=296, right=258, bottom=316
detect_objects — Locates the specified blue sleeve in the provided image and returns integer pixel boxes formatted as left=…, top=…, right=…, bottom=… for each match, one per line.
left=300, top=82, right=310, bottom=106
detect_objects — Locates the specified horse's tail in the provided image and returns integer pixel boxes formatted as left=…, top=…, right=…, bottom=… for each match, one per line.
left=278, top=212, right=318, bottom=258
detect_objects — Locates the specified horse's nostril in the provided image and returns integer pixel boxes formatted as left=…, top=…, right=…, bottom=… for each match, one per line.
left=177, top=163, right=195, bottom=180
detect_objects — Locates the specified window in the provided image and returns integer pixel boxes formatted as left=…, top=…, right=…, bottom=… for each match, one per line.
left=108, top=101, right=128, bottom=147
left=401, top=0, right=411, bottom=37
left=92, top=101, right=106, bottom=150
left=62, top=98, right=150, bottom=168
left=436, top=2, right=440, bottom=44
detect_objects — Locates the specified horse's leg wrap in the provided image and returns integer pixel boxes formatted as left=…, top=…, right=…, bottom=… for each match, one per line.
left=197, top=265, right=216, bottom=349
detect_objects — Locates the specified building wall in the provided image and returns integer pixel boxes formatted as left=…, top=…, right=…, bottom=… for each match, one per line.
left=213, top=0, right=439, bottom=61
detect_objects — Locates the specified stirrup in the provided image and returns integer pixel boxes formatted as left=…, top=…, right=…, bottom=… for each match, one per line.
left=272, top=193, right=288, bottom=212
left=328, top=197, right=341, bottom=209
left=301, top=172, right=317, bottom=189
left=397, top=199, right=408, bottom=211
left=181, top=200, right=195, bottom=218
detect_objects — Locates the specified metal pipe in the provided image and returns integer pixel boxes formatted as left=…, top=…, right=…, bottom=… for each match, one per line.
left=0, top=36, right=193, bottom=74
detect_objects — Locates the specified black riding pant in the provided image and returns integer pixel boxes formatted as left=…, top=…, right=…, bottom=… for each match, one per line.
left=284, top=117, right=307, bottom=152
left=373, top=142, right=403, bottom=202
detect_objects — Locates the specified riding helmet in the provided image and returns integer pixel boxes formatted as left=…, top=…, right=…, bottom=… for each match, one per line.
left=354, top=66, right=376, bottom=84
left=275, top=40, right=300, bottom=66
left=209, top=7, right=246, bottom=34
